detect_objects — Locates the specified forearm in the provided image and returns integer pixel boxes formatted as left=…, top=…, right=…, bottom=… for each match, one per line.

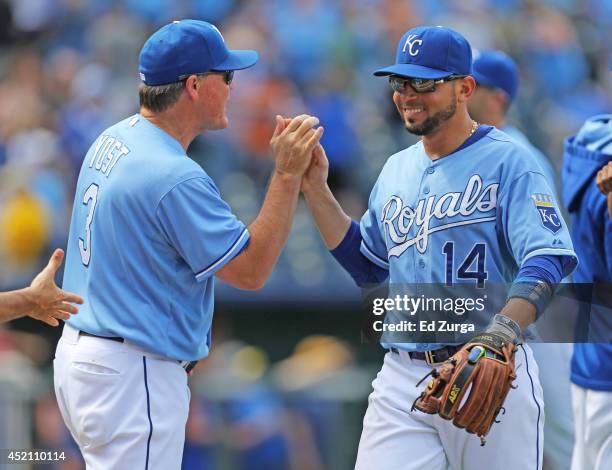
left=303, top=183, right=351, bottom=249
left=242, top=171, right=302, bottom=286
left=499, top=298, right=536, bottom=331
left=0, top=288, right=34, bottom=323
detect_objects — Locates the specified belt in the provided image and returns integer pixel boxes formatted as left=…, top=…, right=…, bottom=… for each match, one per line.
left=78, top=330, right=198, bottom=373
left=79, top=330, right=124, bottom=342
left=390, top=345, right=463, bottom=366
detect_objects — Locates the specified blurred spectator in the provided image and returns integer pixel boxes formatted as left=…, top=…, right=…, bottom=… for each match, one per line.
left=189, top=341, right=295, bottom=469
left=272, top=335, right=373, bottom=469
left=34, top=394, right=84, bottom=470
left=182, top=397, right=219, bottom=469
left=0, top=189, right=49, bottom=267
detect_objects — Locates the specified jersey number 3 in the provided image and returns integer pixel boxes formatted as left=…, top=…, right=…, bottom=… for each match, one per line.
left=79, top=183, right=99, bottom=266
left=443, top=242, right=488, bottom=288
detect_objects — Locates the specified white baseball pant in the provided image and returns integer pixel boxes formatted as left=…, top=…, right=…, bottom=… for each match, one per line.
left=571, top=384, right=612, bottom=470
left=355, top=344, right=544, bottom=470
left=53, top=324, right=190, bottom=469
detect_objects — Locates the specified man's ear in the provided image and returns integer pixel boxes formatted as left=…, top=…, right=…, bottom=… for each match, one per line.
left=458, top=76, right=476, bottom=102
left=184, top=75, right=201, bottom=100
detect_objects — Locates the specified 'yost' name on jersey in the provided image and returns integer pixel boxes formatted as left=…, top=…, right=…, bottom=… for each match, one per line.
left=88, top=134, right=130, bottom=177
left=381, top=174, right=498, bottom=257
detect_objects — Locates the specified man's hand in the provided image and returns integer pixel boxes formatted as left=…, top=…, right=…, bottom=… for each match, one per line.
left=596, top=161, right=612, bottom=195
left=595, top=162, right=612, bottom=219
left=301, top=144, right=330, bottom=194
left=270, top=114, right=324, bottom=181
left=27, top=249, right=84, bottom=326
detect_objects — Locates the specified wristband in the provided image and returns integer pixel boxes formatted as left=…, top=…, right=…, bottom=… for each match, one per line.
left=507, top=280, right=553, bottom=319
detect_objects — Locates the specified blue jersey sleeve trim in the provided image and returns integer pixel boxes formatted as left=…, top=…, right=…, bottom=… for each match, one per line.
left=331, top=221, right=388, bottom=286
left=521, top=248, right=578, bottom=277
left=360, top=240, right=389, bottom=269
left=195, top=228, right=250, bottom=281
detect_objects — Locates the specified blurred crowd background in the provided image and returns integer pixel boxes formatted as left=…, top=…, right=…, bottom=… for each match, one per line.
left=1, top=0, right=612, bottom=468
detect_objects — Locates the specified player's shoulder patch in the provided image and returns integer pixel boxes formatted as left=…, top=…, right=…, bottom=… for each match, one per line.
left=531, top=193, right=562, bottom=233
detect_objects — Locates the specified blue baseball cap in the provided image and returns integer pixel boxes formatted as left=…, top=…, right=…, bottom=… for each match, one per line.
left=374, top=26, right=472, bottom=79
left=139, top=19, right=258, bottom=86
left=472, top=50, right=519, bottom=101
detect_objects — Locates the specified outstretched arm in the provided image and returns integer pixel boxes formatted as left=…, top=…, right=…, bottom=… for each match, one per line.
left=0, top=249, right=84, bottom=326
left=301, top=145, right=352, bottom=248
left=301, top=145, right=388, bottom=286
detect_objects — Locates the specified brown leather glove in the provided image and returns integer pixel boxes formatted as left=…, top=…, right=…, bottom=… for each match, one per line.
left=412, top=332, right=518, bottom=445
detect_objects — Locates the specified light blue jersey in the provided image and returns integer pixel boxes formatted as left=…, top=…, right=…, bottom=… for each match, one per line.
left=360, top=127, right=577, bottom=351
left=503, top=125, right=558, bottom=195
left=63, top=115, right=249, bottom=361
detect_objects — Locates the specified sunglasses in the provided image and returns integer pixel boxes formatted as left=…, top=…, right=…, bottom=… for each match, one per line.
left=389, top=75, right=466, bottom=94
left=179, top=70, right=234, bottom=85
left=208, top=70, right=234, bottom=85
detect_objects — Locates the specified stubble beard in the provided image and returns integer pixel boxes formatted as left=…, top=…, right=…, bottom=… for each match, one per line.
left=404, top=92, right=458, bottom=136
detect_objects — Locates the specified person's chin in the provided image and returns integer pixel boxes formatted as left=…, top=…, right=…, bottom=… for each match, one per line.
left=405, top=120, right=435, bottom=136
left=211, top=116, right=229, bottom=130
left=404, top=119, right=423, bottom=134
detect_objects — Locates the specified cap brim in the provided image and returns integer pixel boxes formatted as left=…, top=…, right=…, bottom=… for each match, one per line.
left=373, top=64, right=451, bottom=79
left=212, top=50, right=258, bottom=71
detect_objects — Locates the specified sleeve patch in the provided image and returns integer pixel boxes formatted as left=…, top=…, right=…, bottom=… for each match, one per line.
left=531, top=193, right=562, bottom=234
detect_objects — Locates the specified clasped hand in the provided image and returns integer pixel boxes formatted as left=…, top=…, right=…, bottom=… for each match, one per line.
left=269, top=114, right=329, bottom=191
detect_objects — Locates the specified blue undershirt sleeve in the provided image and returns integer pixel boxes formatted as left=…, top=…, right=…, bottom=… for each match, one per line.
left=330, top=220, right=389, bottom=286
left=515, top=255, right=564, bottom=284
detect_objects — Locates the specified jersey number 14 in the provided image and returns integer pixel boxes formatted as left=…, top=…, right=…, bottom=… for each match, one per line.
left=79, top=183, right=99, bottom=266
left=442, top=242, right=487, bottom=288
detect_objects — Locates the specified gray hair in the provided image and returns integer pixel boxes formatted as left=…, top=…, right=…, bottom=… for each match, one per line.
left=138, top=80, right=186, bottom=113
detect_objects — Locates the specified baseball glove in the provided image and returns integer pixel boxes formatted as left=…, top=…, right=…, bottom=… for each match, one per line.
left=412, top=333, right=518, bottom=445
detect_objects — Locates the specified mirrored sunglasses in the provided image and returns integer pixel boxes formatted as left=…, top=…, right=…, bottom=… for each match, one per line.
left=389, top=75, right=465, bottom=94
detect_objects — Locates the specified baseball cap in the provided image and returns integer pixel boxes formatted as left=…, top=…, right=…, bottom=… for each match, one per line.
left=139, top=19, right=258, bottom=86
left=472, top=50, right=519, bottom=101
left=374, top=26, right=472, bottom=79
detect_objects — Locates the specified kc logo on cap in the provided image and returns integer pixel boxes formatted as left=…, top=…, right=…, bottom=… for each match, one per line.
left=374, top=25, right=473, bottom=80
left=402, top=34, right=423, bottom=57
